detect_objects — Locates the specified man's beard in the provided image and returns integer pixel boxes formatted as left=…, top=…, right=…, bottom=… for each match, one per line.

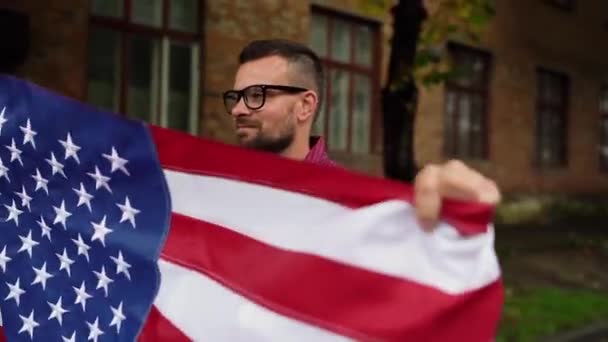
left=236, top=115, right=295, bottom=154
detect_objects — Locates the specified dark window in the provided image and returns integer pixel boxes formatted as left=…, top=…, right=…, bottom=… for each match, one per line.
left=536, top=69, right=569, bottom=167
left=600, top=84, right=608, bottom=172
left=87, top=0, right=201, bottom=134
left=444, top=44, right=491, bottom=160
left=309, top=8, right=381, bottom=154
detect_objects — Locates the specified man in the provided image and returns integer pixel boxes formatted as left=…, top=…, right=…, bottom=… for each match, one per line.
left=223, top=39, right=500, bottom=228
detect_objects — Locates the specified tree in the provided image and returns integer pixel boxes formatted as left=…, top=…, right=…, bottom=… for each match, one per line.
left=360, top=0, right=495, bottom=182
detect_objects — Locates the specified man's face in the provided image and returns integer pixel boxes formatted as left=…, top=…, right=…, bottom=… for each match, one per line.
left=229, top=56, right=300, bottom=153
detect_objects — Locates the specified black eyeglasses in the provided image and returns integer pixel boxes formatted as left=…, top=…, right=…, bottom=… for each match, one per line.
left=222, top=84, right=308, bottom=113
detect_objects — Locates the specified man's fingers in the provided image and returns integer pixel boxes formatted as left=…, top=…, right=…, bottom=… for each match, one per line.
left=414, top=165, right=441, bottom=230
left=414, top=160, right=502, bottom=232
left=438, top=160, right=501, bottom=205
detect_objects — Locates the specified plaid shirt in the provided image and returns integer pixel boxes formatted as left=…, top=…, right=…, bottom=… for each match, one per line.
left=304, top=136, right=338, bottom=167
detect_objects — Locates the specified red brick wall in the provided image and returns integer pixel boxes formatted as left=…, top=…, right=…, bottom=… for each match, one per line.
left=416, top=0, right=608, bottom=194
left=4, top=1, right=88, bottom=99
left=9, top=0, right=608, bottom=194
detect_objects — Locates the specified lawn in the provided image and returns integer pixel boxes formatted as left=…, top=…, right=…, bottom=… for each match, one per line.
left=497, top=287, right=608, bottom=341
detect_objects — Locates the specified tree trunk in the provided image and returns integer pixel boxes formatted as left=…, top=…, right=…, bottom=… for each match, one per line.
left=382, top=0, right=427, bottom=182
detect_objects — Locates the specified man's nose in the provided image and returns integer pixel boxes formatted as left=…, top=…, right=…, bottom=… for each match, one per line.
left=230, top=97, right=251, bottom=117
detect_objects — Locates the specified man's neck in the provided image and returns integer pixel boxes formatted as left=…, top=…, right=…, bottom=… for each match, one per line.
left=279, top=138, right=311, bottom=161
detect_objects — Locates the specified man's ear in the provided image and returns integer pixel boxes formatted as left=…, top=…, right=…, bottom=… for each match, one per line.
left=296, top=91, right=318, bottom=123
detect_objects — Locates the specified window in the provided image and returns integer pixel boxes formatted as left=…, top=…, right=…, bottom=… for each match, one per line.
left=545, top=0, right=575, bottom=11
left=87, top=0, right=200, bottom=134
left=536, top=69, right=569, bottom=167
left=309, top=8, right=380, bottom=154
left=600, top=84, right=608, bottom=172
left=444, top=44, right=491, bottom=160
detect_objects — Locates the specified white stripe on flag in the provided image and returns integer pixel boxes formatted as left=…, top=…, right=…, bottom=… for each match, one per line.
left=164, top=170, right=500, bottom=294
left=155, top=259, right=351, bottom=341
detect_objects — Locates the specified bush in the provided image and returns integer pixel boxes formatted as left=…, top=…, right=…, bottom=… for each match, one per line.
left=494, top=195, right=608, bottom=226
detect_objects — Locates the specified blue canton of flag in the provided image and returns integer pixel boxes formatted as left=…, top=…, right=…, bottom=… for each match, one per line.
left=0, top=76, right=171, bottom=341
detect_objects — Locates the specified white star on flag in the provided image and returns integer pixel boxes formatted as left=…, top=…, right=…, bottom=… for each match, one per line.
left=18, top=309, right=39, bottom=339
left=18, top=231, right=40, bottom=258
left=73, top=281, right=92, bottom=311
left=103, top=146, right=130, bottom=175
left=46, top=152, right=67, bottom=178
left=93, top=266, right=114, bottom=297
left=53, top=200, right=72, bottom=229
left=14, top=185, right=33, bottom=211
left=86, top=317, right=104, bottom=342
left=59, top=132, right=81, bottom=164
left=91, top=216, right=113, bottom=246
left=5, top=138, right=23, bottom=166
left=0, top=246, right=11, bottom=273
left=62, top=331, right=76, bottom=342
left=87, top=166, right=112, bottom=193
left=48, top=296, right=69, bottom=326
left=4, top=199, right=23, bottom=226
left=20, top=118, right=37, bottom=149
left=31, top=168, right=48, bottom=194
left=55, top=248, right=75, bottom=276
left=73, top=182, right=93, bottom=211
left=110, top=301, right=126, bottom=333
left=37, top=216, right=52, bottom=241
left=117, top=196, right=140, bottom=228
left=72, top=234, right=91, bottom=261
left=31, top=262, right=54, bottom=290
left=5, top=278, right=26, bottom=305
left=0, top=156, right=9, bottom=182
left=0, top=107, right=8, bottom=135
left=110, top=251, right=132, bottom=281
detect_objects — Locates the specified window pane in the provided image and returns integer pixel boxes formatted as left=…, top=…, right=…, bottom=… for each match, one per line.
left=127, top=35, right=161, bottom=123
left=168, top=42, right=193, bottom=131
left=539, top=109, right=561, bottom=165
left=355, top=26, right=372, bottom=67
left=91, top=0, right=123, bottom=17
left=170, top=0, right=198, bottom=32
left=312, top=94, right=327, bottom=137
left=331, top=19, right=351, bottom=63
left=310, top=14, right=328, bottom=58
left=87, top=27, right=121, bottom=112
left=601, top=119, right=608, bottom=159
left=444, top=91, right=457, bottom=155
left=328, top=69, right=349, bottom=150
left=601, top=86, right=608, bottom=113
left=470, top=94, right=484, bottom=158
left=352, top=75, right=371, bottom=154
left=457, top=95, right=472, bottom=157
left=536, top=70, right=568, bottom=166
left=454, top=54, right=486, bottom=88
left=539, top=110, right=551, bottom=164
left=132, top=0, right=162, bottom=27
left=540, top=72, right=565, bottom=106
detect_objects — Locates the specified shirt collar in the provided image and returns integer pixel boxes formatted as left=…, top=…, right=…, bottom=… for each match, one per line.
left=304, top=136, right=336, bottom=166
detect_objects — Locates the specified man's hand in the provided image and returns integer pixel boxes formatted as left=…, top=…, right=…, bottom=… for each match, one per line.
left=413, top=160, right=501, bottom=230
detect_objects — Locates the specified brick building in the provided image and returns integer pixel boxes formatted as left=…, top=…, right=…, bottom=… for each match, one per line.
left=2, top=0, right=608, bottom=195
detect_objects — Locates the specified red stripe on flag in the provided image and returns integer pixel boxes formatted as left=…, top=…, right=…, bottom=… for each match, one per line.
left=150, top=126, right=494, bottom=236
left=139, top=305, right=191, bottom=342
left=160, top=213, right=503, bottom=341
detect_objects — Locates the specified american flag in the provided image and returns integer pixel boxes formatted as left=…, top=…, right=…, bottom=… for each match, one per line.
left=0, top=76, right=169, bottom=341
left=0, top=75, right=504, bottom=342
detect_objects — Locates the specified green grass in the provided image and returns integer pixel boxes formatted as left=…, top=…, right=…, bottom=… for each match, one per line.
left=497, top=287, right=608, bottom=341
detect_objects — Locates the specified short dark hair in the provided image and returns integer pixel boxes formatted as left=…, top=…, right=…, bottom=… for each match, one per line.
left=238, top=39, right=325, bottom=116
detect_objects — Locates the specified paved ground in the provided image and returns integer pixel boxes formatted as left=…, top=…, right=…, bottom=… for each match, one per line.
left=496, top=225, right=608, bottom=292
